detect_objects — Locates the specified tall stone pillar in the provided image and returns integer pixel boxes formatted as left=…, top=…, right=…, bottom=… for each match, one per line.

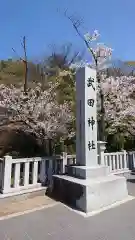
left=53, top=66, right=129, bottom=213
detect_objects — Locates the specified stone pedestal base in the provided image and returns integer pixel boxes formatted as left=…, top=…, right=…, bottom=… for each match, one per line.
left=52, top=173, right=128, bottom=213
left=65, top=165, right=109, bottom=179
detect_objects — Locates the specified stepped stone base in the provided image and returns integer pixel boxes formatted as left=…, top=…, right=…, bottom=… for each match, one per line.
left=52, top=168, right=128, bottom=213
left=65, top=165, right=109, bottom=179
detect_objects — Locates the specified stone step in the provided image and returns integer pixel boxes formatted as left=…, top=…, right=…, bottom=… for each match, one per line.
left=53, top=173, right=124, bottom=185
left=65, top=165, right=109, bottom=179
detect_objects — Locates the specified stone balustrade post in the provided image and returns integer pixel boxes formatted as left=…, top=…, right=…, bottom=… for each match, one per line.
left=2, top=155, right=12, bottom=194
left=128, top=151, right=135, bottom=170
left=62, top=152, right=67, bottom=174
left=122, top=150, right=128, bottom=170
left=40, top=158, right=46, bottom=186
left=97, top=141, right=106, bottom=165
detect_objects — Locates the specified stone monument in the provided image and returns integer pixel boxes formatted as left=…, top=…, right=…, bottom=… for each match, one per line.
left=52, top=66, right=129, bottom=213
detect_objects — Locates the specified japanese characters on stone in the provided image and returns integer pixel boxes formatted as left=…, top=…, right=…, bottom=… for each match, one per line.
left=87, top=99, right=94, bottom=107
left=87, top=77, right=95, bottom=90
left=88, top=140, right=96, bottom=151
left=88, top=117, right=95, bottom=130
left=87, top=76, right=96, bottom=151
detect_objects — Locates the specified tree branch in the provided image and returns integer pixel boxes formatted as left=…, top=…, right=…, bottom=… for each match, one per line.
left=22, top=36, right=28, bottom=93
left=64, top=12, right=97, bottom=66
left=12, top=36, right=28, bottom=93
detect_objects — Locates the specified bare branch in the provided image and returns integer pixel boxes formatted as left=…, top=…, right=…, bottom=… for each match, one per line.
left=22, top=36, right=28, bottom=93
left=12, top=36, right=28, bottom=93
left=68, top=51, right=80, bottom=66
left=64, top=12, right=97, bottom=66
left=12, top=48, right=23, bottom=61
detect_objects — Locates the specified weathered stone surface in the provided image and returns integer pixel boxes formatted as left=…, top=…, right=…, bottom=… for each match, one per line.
left=50, top=176, right=84, bottom=206
left=52, top=174, right=128, bottom=213
left=77, top=174, right=128, bottom=212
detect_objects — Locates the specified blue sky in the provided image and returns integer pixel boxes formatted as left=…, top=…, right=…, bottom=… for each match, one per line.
left=0, top=0, right=135, bottom=61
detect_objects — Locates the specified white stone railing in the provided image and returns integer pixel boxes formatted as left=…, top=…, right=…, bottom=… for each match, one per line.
left=104, top=150, right=129, bottom=174
left=0, top=155, right=64, bottom=194
left=0, top=148, right=135, bottom=195
left=66, top=149, right=134, bottom=175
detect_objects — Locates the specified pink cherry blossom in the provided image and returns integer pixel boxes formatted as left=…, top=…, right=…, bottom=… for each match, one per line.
left=84, top=30, right=113, bottom=69
left=101, top=75, right=135, bottom=136
left=84, top=30, right=100, bottom=42
left=0, top=82, right=75, bottom=140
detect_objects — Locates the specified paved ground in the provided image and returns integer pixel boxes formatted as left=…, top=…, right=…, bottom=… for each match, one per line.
left=0, top=173, right=135, bottom=240
left=0, top=195, right=56, bottom=217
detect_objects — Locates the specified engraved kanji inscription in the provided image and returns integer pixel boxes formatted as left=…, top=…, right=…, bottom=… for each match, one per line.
left=88, top=140, right=96, bottom=151
left=88, top=117, right=95, bottom=130
left=87, top=99, right=94, bottom=107
left=87, top=77, right=95, bottom=91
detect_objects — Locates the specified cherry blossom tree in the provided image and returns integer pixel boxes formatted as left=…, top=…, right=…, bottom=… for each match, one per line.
left=0, top=81, right=75, bottom=142
left=84, top=30, right=112, bottom=69
left=1, top=63, right=135, bottom=152
left=101, top=75, right=135, bottom=149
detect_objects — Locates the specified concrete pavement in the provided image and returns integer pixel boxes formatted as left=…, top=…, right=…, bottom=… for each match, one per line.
left=0, top=173, right=135, bottom=240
